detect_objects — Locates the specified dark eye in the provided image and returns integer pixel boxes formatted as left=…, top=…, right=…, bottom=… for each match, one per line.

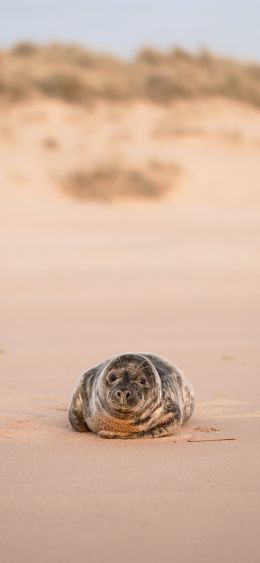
left=109, top=373, right=117, bottom=383
left=140, top=378, right=147, bottom=386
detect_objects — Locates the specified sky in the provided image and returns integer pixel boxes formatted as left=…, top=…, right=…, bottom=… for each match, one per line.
left=1, top=0, right=260, bottom=61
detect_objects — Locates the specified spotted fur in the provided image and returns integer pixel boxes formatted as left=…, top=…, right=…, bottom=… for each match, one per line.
left=68, top=353, right=195, bottom=439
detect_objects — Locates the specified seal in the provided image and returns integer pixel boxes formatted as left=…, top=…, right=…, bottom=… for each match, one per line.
left=68, top=353, right=195, bottom=439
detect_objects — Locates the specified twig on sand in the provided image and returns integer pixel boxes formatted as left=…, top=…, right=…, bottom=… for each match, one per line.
left=188, top=438, right=236, bottom=443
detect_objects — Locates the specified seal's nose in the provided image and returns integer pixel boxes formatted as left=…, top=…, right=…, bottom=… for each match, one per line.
left=115, top=389, right=131, bottom=403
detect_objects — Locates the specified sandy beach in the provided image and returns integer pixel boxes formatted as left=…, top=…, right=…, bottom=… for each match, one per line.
left=1, top=97, right=260, bottom=562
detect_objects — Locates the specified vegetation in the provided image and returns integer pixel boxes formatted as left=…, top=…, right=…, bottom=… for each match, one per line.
left=61, top=164, right=176, bottom=201
left=1, top=42, right=260, bottom=107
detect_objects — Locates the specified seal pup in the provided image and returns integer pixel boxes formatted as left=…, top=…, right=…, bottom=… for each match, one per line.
left=68, top=353, right=195, bottom=439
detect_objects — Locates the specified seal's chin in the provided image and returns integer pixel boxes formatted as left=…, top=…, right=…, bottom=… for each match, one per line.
left=113, top=405, right=135, bottom=414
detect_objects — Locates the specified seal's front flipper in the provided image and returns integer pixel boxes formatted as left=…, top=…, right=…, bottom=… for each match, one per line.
left=141, top=418, right=180, bottom=438
left=98, top=422, right=178, bottom=439
left=68, top=383, right=88, bottom=432
left=99, top=430, right=151, bottom=439
left=98, top=430, right=134, bottom=439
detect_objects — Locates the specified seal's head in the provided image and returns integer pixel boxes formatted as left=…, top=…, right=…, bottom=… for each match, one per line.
left=99, top=354, right=161, bottom=417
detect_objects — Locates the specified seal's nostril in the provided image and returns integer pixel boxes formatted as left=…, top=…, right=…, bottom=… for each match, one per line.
left=115, top=389, right=130, bottom=402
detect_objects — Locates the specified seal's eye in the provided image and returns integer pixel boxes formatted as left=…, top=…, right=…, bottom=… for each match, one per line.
left=140, top=377, right=147, bottom=386
left=109, top=373, right=117, bottom=383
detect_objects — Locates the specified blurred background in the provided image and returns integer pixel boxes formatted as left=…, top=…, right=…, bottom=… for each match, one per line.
left=1, top=3, right=260, bottom=563
left=1, top=0, right=260, bottom=399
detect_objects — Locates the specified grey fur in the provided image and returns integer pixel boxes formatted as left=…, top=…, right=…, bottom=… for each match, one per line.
left=68, top=353, right=195, bottom=439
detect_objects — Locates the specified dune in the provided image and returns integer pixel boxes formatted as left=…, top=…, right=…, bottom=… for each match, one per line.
left=0, top=92, right=260, bottom=563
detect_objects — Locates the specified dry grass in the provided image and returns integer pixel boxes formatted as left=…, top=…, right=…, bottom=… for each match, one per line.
left=1, top=43, right=260, bottom=108
left=62, top=162, right=178, bottom=201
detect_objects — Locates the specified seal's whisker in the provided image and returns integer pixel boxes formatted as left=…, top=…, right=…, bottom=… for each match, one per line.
left=132, top=359, right=150, bottom=376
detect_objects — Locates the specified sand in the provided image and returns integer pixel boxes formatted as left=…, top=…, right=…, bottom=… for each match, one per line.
left=0, top=98, right=260, bottom=563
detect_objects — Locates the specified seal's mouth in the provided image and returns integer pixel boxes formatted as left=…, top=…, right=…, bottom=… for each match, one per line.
left=113, top=406, right=135, bottom=414
left=109, top=395, right=145, bottom=415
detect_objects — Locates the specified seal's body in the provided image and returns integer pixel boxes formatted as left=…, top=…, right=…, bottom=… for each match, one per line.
left=68, top=353, right=194, bottom=439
